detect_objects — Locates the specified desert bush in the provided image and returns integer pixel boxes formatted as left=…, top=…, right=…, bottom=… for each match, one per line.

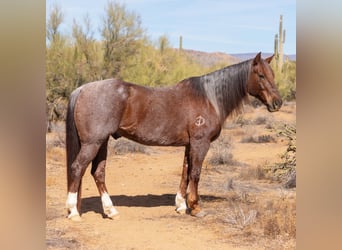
left=46, top=123, right=66, bottom=150
left=233, top=115, right=250, bottom=127
left=240, top=134, right=276, bottom=143
left=109, top=137, right=149, bottom=155
left=225, top=205, right=257, bottom=230
left=252, top=116, right=268, bottom=125
left=269, top=124, right=296, bottom=188
left=208, top=136, right=237, bottom=166
left=274, top=61, right=296, bottom=101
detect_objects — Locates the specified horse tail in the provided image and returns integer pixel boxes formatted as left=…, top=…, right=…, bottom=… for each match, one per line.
left=66, top=87, right=82, bottom=192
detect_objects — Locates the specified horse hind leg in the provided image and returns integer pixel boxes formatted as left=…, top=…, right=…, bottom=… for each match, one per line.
left=66, top=143, right=102, bottom=220
left=91, top=138, right=119, bottom=218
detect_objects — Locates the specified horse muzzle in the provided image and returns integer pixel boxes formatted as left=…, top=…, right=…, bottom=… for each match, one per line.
left=267, top=98, right=283, bottom=112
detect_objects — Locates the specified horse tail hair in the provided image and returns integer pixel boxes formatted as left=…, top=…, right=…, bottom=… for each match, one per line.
left=66, top=87, right=82, bottom=193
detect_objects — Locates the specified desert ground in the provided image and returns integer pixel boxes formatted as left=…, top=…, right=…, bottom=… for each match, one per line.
left=46, top=101, right=296, bottom=250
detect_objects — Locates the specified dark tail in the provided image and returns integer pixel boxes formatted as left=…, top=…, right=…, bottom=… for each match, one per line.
left=66, top=88, right=82, bottom=192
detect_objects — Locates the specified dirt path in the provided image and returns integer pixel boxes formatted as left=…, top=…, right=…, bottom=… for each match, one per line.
left=46, top=103, right=296, bottom=249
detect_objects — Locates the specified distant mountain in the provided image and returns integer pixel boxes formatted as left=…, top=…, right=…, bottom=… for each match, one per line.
left=182, top=49, right=240, bottom=67
left=182, top=49, right=295, bottom=68
left=230, top=53, right=296, bottom=62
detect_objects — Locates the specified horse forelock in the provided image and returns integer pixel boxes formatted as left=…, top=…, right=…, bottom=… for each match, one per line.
left=190, top=60, right=251, bottom=121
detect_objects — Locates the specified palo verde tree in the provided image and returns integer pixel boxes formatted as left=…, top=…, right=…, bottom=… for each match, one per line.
left=72, top=14, right=102, bottom=85
left=100, top=1, right=145, bottom=79
left=46, top=3, right=70, bottom=123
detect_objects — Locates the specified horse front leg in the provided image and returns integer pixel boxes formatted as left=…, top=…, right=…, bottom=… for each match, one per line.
left=175, top=145, right=190, bottom=214
left=186, top=139, right=210, bottom=217
left=91, top=138, right=119, bottom=218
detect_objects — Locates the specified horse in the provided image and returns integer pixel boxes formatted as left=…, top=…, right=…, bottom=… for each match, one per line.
left=65, top=52, right=282, bottom=220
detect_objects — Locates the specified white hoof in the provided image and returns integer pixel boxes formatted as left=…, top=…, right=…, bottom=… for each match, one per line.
left=67, top=206, right=81, bottom=220
left=104, top=206, right=119, bottom=218
left=68, top=213, right=82, bottom=221
left=176, top=206, right=187, bottom=214
left=175, top=192, right=187, bottom=214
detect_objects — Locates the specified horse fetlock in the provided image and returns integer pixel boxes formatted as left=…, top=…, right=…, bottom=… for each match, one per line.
left=66, top=192, right=78, bottom=207
left=66, top=192, right=80, bottom=220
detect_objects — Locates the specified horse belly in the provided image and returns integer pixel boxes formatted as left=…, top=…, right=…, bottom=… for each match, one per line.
left=118, top=85, right=189, bottom=146
left=118, top=119, right=188, bottom=146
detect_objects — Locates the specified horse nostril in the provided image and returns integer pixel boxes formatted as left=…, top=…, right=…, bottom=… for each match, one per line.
left=273, top=99, right=282, bottom=109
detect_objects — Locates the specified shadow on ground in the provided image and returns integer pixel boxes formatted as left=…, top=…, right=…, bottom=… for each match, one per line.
left=81, top=193, right=226, bottom=215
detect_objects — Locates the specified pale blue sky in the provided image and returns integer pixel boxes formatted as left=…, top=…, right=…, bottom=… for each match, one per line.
left=46, top=0, right=296, bottom=54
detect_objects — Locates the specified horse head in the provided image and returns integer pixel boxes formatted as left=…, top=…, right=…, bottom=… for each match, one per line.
left=247, top=52, right=282, bottom=112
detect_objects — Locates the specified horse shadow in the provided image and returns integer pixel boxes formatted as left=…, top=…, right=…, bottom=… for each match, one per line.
left=81, top=193, right=225, bottom=217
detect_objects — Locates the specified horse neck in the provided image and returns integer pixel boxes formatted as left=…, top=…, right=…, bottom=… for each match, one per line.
left=200, top=60, right=251, bottom=122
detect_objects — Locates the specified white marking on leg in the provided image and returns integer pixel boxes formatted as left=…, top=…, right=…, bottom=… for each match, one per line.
left=175, top=192, right=187, bottom=213
left=66, top=192, right=80, bottom=218
left=101, top=192, right=119, bottom=217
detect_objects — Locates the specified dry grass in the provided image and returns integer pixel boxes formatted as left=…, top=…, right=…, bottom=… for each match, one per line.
left=239, top=165, right=267, bottom=180
left=259, top=196, right=296, bottom=239
left=211, top=188, right=296, bottom=248
left=46, top=132, right=65, bottom=150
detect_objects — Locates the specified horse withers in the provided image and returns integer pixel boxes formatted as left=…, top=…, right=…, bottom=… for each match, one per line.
left=65, top=52, right=282, bottom=220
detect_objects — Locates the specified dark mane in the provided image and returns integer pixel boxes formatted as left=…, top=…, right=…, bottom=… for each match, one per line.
left=189, top=59, right=252, bottom=121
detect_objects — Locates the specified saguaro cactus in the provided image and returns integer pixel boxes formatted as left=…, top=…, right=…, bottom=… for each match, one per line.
left=274, top=15, right=286, bottom=71
left=179, top=35, right=183, bottom=52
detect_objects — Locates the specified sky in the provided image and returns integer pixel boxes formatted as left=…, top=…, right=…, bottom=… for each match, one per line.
left=46, top=0, right=296, bottom=55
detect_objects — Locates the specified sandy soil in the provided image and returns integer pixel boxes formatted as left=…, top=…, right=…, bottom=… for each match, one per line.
left=46, top=102, right=296, bottom=249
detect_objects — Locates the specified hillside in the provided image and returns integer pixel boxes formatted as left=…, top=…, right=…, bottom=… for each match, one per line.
left=182, top=50, right=296, bottom=68
left=231, top=53, right=296, bottom=62
left=182, top=49, right=241, bottom=67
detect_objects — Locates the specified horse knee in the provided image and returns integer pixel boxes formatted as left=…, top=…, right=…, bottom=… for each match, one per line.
left=91, top=166, right=105, bottom=180
left=91, top=155, right=107, bottom=179
left=190, top=168, right=201, bottom=182
left=70, top=162, right=83, bottom=179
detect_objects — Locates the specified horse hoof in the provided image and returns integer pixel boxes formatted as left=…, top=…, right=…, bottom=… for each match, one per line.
left=68, top=214, right=82, bottom=221
left=106, top=207, right=119, bottom=218
left=175, top=207, right=187, bottom=214
left=190, top=209, right=207, bottom=218
left=193, top=210, right=207, bottom=218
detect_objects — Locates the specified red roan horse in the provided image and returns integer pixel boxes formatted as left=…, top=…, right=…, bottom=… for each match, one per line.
left=66, top=52, right=282, bottom=220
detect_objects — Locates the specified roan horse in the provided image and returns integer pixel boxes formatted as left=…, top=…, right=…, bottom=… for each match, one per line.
left=66, top=52, right=282, bottom=220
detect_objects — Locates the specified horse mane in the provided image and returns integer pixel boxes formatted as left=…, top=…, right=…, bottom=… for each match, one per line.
left=189, top=59, right=252, bottom=122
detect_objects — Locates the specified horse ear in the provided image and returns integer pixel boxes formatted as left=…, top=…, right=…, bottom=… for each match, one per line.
left=265, top=54, right=274, bottom=64
left=253, top=52, right=262, bottom=65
